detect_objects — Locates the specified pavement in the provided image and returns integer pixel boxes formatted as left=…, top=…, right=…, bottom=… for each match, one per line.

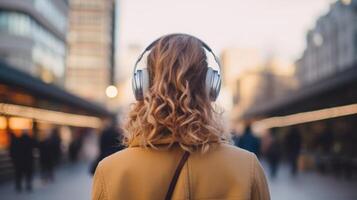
left=263, top=161, right=357, bottom=200
left=0, top=160, right=356, bottom=200
left=0, top=161, right=92, bottom=200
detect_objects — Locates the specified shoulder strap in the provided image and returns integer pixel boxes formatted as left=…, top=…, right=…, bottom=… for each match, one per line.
left=165, top=151, right=190, bottom=200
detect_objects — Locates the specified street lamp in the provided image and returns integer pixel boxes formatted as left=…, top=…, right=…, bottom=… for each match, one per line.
left=105, top=85, right=118, bottom=98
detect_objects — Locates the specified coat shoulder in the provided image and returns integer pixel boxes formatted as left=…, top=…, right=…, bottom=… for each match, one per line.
left=98, top=147, right=140, bottom=168
left=215, top=143, right=256, bottom=160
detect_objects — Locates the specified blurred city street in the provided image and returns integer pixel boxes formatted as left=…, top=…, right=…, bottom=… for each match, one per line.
left=265, top=162, right=357, bottom=200
left=0, top=159, right=356, bottom=200
left=1, top=0, right=357, bottom=199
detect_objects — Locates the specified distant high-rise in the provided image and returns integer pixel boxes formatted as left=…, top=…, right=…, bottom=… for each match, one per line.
left=221, top=48, right=296, bottom=120
left=220, top=48, right=263, bottom=108
left=0, top=0, right=68, bottom=85
left=66, top=0, right=116, bottom=102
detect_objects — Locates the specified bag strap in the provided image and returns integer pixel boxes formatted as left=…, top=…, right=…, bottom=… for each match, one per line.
left=165, top=151, right=190, bottom=200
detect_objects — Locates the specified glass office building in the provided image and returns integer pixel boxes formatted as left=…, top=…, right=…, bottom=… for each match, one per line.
left=0, top=0, right=68, bottom=85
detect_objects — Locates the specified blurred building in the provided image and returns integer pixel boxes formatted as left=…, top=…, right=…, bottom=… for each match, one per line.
left=296, top=0, right=357, bottom=86
left=0, top=0, right=68, bottom=85
left=0, top=62, right=111, bottom=181
left=247, top=0, right=357, bottom=175
left=234, top=57, right=296, bottom=120
left=0, top=0, right=112, bottom=182
left=116, top=43, right=141, bottom=107
left=66, top=0, right=116, bottom=103
left=220, top=48, right=296, bottom=120
left=221, top=48, right=263, bottom=107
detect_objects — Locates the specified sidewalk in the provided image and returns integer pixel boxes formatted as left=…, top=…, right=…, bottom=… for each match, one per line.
left=263, top=161, right=357, bottom=200
left=1, top=159, right=356, bottom=200
left=0, top=161, right=92, bottom=200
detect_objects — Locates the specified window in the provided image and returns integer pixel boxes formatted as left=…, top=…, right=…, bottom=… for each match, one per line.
left=34, top=0, right=67, bottom=33
left=0, top=12, right=31, bottom=36
left=0, top=11, right=66, bottom=83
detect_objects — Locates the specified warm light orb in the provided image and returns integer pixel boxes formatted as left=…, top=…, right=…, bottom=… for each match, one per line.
left=342, top=0, right=352, bottom=6
left=105, top=85, right=118, bottom=98
left=313, top=32, right=324, bottom=47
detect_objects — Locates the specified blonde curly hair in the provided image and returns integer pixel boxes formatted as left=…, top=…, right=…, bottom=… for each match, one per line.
left=124, top=34, right=227, bottom=152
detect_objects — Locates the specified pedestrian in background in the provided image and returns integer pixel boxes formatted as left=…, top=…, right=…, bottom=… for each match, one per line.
left=90, top=118, right=124, bottom=175
left=265, top=131, right=281, bottom=179
left=49, top=127, right=62, bottom=166
left=9, top=130, right=36, bottom=192
left=238, top=124, right=261, bottom=156
left=285, top=127, right=302, bottom=176
left=38, top=134, right=55, bottom=184
left=69, top=129, right=84, bottom=163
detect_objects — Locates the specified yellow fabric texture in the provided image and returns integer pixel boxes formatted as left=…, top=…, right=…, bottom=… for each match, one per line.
left=92, top=142, right=270, bottom=200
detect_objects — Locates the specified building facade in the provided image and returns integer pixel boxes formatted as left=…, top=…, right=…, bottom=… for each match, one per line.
left=220, top=48, right=296, bottom=120
left=0, top=0, right=113, bottom=181
left=234, top=58, right=297, bottom=119
left=220, top=48, right=264, bottom=112
left=296, top=0, right=357, bottom=86
left=0, top=0, right=68, bottom=85
left=66, top=0, right=115, bottom=103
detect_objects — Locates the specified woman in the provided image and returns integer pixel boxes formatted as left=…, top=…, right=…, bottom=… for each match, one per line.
left=92, top=34, right=270, bottom=200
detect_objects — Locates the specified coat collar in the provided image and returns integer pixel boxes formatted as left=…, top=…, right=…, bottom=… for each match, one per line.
left=128, top=136, right=221, bottom=148
left=129, top=137, right=178, bottom=148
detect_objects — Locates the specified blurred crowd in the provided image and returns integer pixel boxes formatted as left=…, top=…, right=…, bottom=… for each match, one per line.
left=9, top=128, right=62, bottom=192
left=232, top=123, right=357, bottom=180
left=7, top=118, right=357, bottom=193
left=6, top=117, right=126, bottom=193
left=89, top=119, right=125, bottom=175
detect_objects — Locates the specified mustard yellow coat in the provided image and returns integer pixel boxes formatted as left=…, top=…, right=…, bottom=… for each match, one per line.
left=92, top=141, right=270, bottom=200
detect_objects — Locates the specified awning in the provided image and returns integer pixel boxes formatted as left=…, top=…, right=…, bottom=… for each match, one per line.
left=0, top=61, right=113, bottom=125
left=244, top=64, right=357, bottom=119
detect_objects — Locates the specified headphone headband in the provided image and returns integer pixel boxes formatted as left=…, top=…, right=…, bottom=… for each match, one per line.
left=132, top=33, right=222, bottom=101
left=133, top=33, right=221, bottom=75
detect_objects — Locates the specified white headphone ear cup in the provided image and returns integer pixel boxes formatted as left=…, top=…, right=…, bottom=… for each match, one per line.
left=216, top=74, right=222, bottom=98
left=205, top=67, right=221, bottom=101
left=205, top=67, right=213, bottom=99
left=211, top=71, right=221, bottom=101
left=131, top=68, right=149, bottom=101
left=141, top=68, right=149, bottom=98
left=132, top=70, right=143, bottom=100
left=132, top=73, right=137, bottom=99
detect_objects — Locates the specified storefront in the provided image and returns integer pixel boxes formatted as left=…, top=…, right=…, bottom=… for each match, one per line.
left=245, top=65, right=357, bottom=174
left=0, top=61, right=112, bottom=181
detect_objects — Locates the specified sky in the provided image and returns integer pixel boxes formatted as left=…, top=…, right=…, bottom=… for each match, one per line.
left=114, top=0, right=335, bottom=108
left=117, top=0, right=333, bottom=62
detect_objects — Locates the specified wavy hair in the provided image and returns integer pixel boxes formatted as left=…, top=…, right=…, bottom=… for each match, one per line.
left=124, top=34, right=227, bottom=152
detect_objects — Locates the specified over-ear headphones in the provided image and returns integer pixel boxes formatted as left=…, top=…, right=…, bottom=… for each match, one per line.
left=132, top=33, right=222, bottom=101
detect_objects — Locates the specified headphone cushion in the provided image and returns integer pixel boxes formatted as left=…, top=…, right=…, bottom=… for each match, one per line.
left=132, top=69, right=149, bottom=101
left=132, top=70, right=142, bottom=100
left=212, top=70, right=221, bottom=101
left=205, top=67, right=214, bottom=99
left=141, top=68, right=150, bottom=98
left=135, top=67, right=220, bottom=101
left=205, top=67, right=221, bottom=101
